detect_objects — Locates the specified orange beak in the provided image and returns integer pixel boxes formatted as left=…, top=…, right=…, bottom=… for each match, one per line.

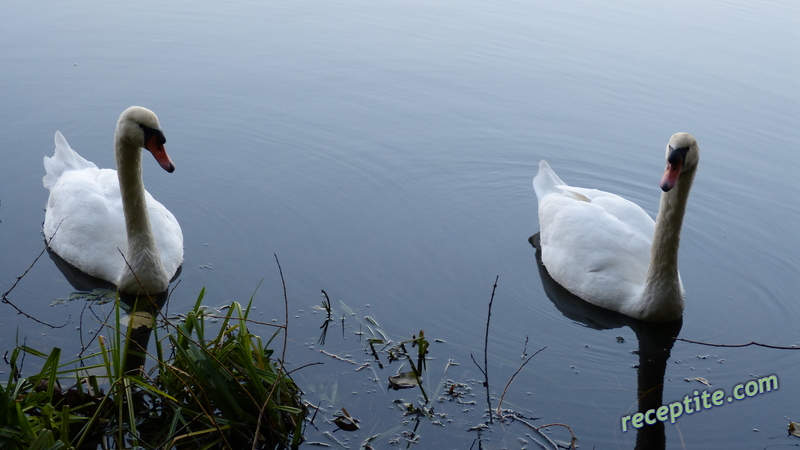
left=660, top=146, right=688, bottom=192
left=143, top=129, right=174, bottom=173
left=660, top=160, right=682, bottom=191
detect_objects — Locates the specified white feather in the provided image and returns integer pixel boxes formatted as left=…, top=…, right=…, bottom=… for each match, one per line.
left=533, top=133, right=699, bottom=322
left=43, top=107, right=183, bottom=295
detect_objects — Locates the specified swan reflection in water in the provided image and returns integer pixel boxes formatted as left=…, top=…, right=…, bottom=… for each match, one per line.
left=47, top=246, right=180, bottom=375
left=530, top=233, right=682, bottom=450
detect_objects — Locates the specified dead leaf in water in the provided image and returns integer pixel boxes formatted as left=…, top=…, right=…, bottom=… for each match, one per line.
left=687, top=377, right=711, bottom=386
left=333, top=407, right=360, bottom=431
left=388, top=371, right=420, bottom=390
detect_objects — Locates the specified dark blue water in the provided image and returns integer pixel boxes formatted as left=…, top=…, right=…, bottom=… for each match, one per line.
left=1, top=0, right=799, bottom=448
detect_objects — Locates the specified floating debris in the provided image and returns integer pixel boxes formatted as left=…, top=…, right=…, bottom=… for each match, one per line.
left=685, top=376, right=711, bottom=386
left=389, top=371, right=420, bottom=390
left=333, top=407, right=360, bottom=431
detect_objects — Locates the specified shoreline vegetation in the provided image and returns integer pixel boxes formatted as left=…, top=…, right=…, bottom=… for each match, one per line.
left=0, top=253, right=307, bottom=449
left=1, top=250, right=572, bottom=449
left=0, top=287, right=306, bottom=449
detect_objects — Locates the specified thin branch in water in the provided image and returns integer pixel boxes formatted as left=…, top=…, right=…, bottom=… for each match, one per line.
left=496, top=344, right=546, bottom=415
left=307, top=401, right=323, bottom=431
left=676, top=337, right=800, bottom=350
left=78, top=301, right=89, bottom=350
left=320, top=289, right=332, bottom=319
left=274, top=254, right=289, bottom=365
left=78, top=297, right=119, bottom=361
left=117, top=247, right=158, bottom=307
left=470, top=275, right=499, bottom=424
left=500, top=413, right=578, bottom=450
left=469, top=353, right=485, bottom=377
left=2, top=220, right=68, bottom=328
left=254, top=254, right=293, bottom=450
left=534, top=423, right=578, bottom=450
left=164, top=278, right=182, bottom=318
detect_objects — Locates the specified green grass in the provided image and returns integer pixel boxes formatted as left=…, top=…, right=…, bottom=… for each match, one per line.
left=0, top=288, right=306, bottom=449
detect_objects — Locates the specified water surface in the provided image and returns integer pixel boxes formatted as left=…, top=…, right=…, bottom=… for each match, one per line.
left=1, top=0, right=799, bottom=448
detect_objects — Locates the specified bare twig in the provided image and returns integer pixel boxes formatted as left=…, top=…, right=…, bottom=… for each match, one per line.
left=164, top=278, right=182, bottom=318
left=320, top=289, right=332, bottom=319
left=501, top=413, right=577, bottom=450
left=676, top=337, right=800, bottom=350
left=274, top=254, right=289, bottom=366
left=78, top=301, right=89, bottom=350
left=117, top=248, right=158, bottom=307
left=77, top=299, right=117, bottom=360
left=319, top=349, right=358, bottom=364
left=496, top=345, right=546, bottom=415
left=470, top=275, right=499, bottom=424
left=534, top=423, right=578, bottom=449
left=469, top=353, right=486, bottom=377
left=1, top=221, right=68, bottom=328
left=254, top=254, right=293, bottom=450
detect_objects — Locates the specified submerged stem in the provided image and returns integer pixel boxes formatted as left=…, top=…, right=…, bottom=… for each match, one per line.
left=482, top=276, right=499, bottom=422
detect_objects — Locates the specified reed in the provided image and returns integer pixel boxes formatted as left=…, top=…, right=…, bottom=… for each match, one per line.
left=0, top=288, right=306, bottom=450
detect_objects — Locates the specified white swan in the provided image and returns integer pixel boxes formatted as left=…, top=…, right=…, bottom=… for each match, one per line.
left=533, top=133, right=699, bottom=322
left=43, top=106, right=183, bottom=296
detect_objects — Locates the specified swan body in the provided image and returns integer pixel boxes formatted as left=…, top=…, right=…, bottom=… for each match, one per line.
left=533, top=133, right=699, bottom=322
left=43, top=106, right=183, bottom=295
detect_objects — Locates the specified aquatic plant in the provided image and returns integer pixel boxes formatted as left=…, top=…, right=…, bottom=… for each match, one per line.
left=0, top=288, right=306, bottom=449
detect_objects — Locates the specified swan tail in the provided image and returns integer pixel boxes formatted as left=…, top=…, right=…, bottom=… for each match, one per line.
left=43, top=131, right=98, bottom=190
left=533, top=160, right=566, bottom=200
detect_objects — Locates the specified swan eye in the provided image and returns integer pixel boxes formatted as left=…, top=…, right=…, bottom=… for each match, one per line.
left=139, top=124, right=166, bottom=145
left=667, top=145, right=689, bottom=165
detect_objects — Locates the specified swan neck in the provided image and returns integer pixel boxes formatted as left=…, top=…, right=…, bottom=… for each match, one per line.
left=650, top=177, right=691, bottom=274
left=115, top=137, right=167, bottom=294
left=638, top=168, right=695, bottom=318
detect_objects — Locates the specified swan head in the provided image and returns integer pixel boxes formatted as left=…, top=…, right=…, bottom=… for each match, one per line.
left=660, top=132, right=699, bottom=191
left=115, top=106, right=175, bottom=173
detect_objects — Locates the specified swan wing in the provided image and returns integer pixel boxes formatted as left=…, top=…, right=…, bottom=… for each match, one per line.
left=44, top=166, right=128, bottom=282
left=43, top=131, right=98, bottom=189
left=534, top=161, right=654, bottom=310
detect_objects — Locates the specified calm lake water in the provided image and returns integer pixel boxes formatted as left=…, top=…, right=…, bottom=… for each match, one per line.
left=2, top=0, right=799, bottom=448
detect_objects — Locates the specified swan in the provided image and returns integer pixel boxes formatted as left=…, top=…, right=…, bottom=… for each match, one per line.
left=533, top=132, right=699, bottom=322
left=43, top=106, right=183, bottom=296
